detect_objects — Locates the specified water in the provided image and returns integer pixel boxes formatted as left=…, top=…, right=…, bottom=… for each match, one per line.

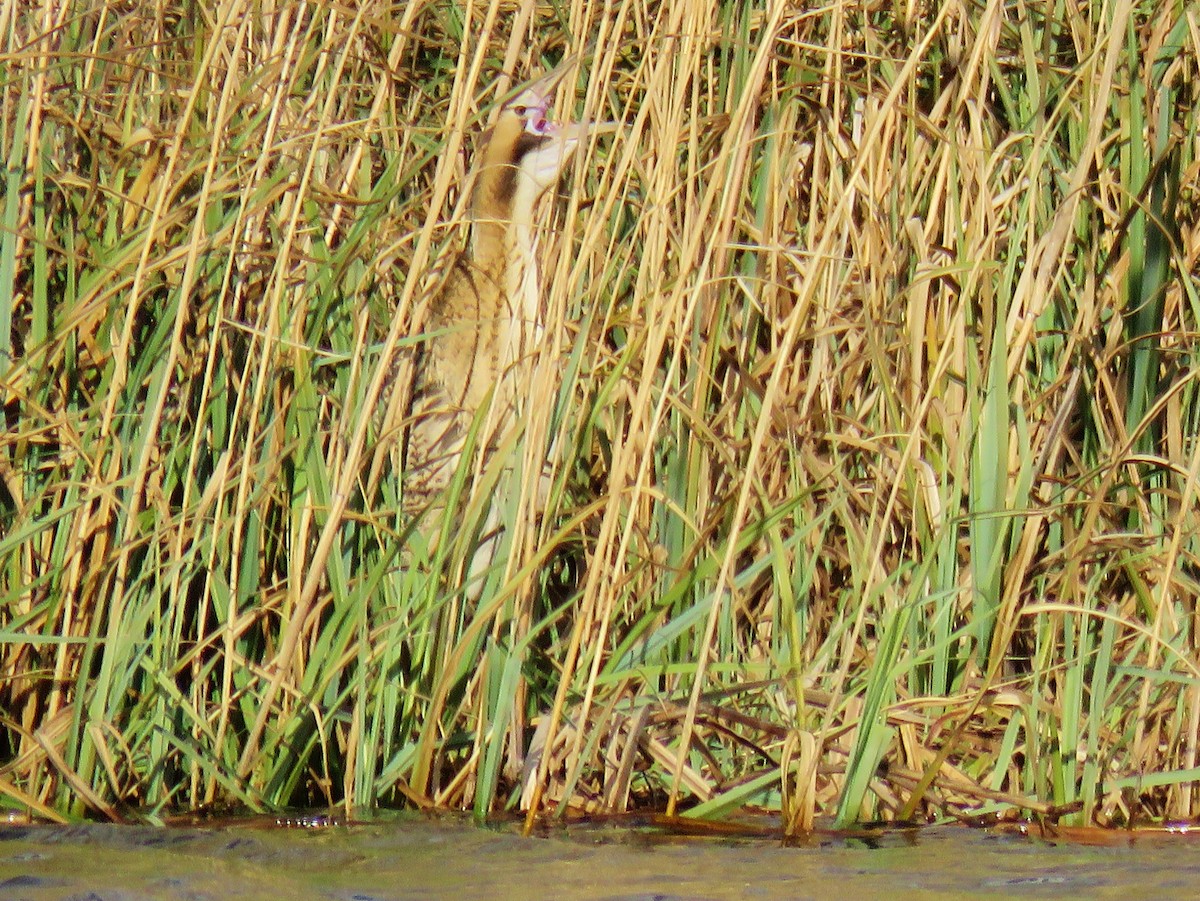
left=2, top=815, right=1197, bottom=900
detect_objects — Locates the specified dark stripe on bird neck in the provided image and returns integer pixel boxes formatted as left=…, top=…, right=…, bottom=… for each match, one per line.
left=476, top=131, right=552, bottom=211
left=494, top=131, right=553, bottom=204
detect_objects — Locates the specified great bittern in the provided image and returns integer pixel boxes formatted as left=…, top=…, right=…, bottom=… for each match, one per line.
left=402, top=56, right=597, bottom=577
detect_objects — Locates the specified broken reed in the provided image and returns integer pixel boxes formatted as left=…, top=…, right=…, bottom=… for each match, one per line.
left=2, top=0, right=1198, bottom=827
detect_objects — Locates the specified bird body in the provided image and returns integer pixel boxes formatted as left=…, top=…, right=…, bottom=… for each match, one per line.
left=402, top=58, right=592, bottom=530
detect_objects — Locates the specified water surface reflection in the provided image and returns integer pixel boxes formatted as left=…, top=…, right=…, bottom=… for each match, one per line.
left=2, top=814, right=1197, bottom=900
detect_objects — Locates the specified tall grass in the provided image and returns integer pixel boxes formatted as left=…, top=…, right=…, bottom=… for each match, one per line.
left=2, top=0, right=1198, bottom=829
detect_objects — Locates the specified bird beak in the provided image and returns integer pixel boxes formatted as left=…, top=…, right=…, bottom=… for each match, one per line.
left=511, top=53, right=580, bottom=113
left=569, top=120, right=620, bottom=138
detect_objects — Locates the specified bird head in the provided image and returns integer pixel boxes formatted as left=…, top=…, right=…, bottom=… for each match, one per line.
left=475, top=55, right=597, bottom=212
left=501, top=55, right=590, bottom=191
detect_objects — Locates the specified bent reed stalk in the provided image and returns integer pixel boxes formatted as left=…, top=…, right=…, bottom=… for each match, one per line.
left=2, top=0, right=1199, bottom=829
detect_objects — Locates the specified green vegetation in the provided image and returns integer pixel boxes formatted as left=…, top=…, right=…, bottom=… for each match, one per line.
left=2, top=0, right=1198, bottom=830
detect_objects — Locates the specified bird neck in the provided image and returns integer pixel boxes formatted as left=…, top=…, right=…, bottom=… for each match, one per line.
left=470, top=176, right=546, bottom=347
left=469, top=165, right=545, bottom=364
left=469, top=112, right=553, bottom=267
left=471, top=203, right=540, bottom=323
left=470, top=174, right=543, bottom=262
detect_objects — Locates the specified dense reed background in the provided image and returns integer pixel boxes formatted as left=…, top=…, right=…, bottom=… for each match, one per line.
left=2, top=0, right=1198, bottom=829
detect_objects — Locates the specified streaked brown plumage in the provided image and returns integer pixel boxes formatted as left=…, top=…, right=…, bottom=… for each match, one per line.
left=403, top=58, right=593, bottom=521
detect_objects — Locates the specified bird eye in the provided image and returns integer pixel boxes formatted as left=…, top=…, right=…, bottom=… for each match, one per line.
left=512, top=105, right=527, bottom=117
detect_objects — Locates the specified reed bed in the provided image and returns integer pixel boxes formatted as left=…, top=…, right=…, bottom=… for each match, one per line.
left=2, top=0, right=1198, bottom=830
